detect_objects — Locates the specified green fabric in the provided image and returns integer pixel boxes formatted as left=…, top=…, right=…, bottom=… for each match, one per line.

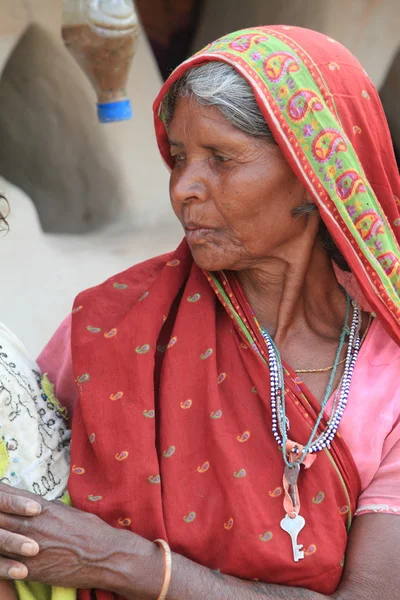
left=15, top=582, right=76, bottom=600
left=15, top=494, right=76, bottom=600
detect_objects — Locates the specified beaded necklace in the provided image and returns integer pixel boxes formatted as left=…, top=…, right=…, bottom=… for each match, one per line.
left=260, top=293, right=362, bottom=562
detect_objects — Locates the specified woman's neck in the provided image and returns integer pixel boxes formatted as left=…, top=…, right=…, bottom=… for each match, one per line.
left=237, top=238, right=347, bottom=347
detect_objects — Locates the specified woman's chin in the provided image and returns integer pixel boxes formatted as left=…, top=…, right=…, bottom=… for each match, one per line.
left=188, top=244, right=230, bottom=272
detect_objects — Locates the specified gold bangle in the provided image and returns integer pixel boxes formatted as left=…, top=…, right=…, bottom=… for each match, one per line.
left=154, top=539, right=172, bottom=600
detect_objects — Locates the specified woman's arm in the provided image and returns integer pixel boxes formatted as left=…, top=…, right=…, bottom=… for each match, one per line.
left=0, top=484, right=395, bottom=600
left=102, top=513, right=396, bottom=600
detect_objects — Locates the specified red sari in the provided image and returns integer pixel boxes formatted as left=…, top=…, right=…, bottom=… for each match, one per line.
left=69, top=26, right=400, bottom=599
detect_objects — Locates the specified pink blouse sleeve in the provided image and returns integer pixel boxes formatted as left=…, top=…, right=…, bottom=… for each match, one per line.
left=356, top=416, right=400, bottom=516
left=37, top=314, right=78, bottom=418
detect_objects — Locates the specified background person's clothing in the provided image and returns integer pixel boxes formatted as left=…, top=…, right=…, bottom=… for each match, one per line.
left=0, top=323, right=75, bottom=600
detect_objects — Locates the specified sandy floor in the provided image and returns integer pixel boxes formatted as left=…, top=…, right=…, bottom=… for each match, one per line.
left=0, top=177, right=182, bottom=356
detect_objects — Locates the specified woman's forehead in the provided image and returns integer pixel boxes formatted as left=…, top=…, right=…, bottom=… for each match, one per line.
left=168, top=97, right=263, bottom=155
left=169, top=98, right=234, bottom=134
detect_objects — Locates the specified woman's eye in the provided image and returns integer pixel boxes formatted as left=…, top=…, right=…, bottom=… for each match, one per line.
left=213, top=155, right=231, bottom=163
left=172, top=154, right=185, bottom=164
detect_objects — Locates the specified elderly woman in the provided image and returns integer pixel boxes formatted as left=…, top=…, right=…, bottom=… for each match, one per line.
left=0, top=25, right=399, bottom=600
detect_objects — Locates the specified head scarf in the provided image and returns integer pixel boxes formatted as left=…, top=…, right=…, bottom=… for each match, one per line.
left=154, top=25, right=400, bottom=343
left=70, top=26, right=398, bottom=600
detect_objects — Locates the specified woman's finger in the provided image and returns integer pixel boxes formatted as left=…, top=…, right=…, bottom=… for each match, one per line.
left=0, top=559, right=28, bottom=580
left=0, top=487, right=41, bottom=517
left=0, top=528, right=39, bottom=557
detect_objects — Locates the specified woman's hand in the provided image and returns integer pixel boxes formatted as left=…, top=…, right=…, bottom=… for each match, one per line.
left=0, top=484, right=43, bottom=580
left=0, top=483, right=133, bottom=588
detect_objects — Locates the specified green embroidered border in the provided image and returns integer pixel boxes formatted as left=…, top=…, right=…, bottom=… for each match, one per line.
left=208, top=272, right=262, bottom=354
left=189, top=28, right=400, bottom=314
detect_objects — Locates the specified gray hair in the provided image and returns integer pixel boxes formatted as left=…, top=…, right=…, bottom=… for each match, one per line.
left=161, top=62, right=276, bottom=143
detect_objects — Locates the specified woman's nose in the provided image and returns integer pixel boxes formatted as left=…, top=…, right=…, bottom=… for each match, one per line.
left=170, top=160, right=208, bottom=206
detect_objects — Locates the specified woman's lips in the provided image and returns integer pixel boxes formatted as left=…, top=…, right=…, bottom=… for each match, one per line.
left=184, top=227, right=216, bottom=243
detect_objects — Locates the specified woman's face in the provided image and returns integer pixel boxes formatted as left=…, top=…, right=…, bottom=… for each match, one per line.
left=168, top=96, right=310, bottom=271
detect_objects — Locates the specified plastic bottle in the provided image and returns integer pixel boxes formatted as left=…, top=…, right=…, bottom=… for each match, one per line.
left=62, top=0, right=140, bottom=123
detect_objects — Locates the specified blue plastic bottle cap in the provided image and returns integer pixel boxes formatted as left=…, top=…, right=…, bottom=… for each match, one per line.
left=97, top=99, right=132, bottom=123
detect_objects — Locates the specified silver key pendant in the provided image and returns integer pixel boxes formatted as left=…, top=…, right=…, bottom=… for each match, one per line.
left=280, top=513, right=306, bottom=562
